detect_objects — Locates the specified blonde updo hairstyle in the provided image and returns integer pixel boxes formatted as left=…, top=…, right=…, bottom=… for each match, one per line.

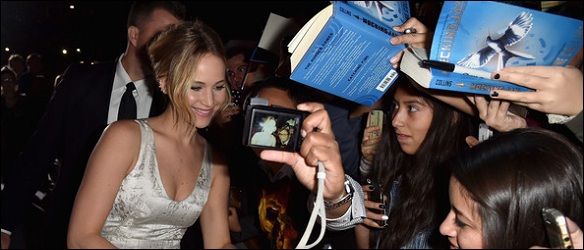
left=148, top=20, right=231, bottom=131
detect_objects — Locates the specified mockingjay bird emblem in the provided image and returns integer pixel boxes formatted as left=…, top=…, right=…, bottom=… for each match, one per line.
left=458, top=11, right=534, bottom=70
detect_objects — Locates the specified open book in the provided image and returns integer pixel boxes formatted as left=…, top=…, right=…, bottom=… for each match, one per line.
left=401, top=46, right=533, bottom=94
left=402, top=1, right=583, bottom=95
left=288, top=1, right=411, bottom=106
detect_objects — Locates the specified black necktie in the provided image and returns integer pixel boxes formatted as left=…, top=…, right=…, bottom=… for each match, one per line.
left=118, top=82, right=137, bottom=120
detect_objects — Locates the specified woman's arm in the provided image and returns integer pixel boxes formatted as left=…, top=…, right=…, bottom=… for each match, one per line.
left=67, top=121, right=140, bottom=248
left=199, top=150, right=236, bottom=249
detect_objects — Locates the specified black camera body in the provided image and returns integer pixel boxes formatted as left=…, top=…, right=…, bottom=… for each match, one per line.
left=242, top=99, right=309, bottom=152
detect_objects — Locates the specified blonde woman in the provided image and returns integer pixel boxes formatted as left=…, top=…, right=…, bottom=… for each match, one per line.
left=68, top=21, right=235, bottom=249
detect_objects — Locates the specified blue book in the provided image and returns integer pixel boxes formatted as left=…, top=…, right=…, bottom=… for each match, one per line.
left=401, top=47, right=533, bottom=95
left=431, top=1, right=583, bottom=72
left=401, top=1, right=583, bottom=95
left=288, top=1, right=411, bottom=106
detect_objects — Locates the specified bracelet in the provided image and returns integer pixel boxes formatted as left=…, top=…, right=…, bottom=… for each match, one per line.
left=324, top=177, right=354, bottom=210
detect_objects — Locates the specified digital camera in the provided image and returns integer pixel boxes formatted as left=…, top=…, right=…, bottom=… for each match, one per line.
left=242, top=98, right=309, bottom=152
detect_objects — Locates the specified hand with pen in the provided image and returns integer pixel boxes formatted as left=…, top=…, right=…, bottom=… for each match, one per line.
left=389, top=17, right=433, bottom=69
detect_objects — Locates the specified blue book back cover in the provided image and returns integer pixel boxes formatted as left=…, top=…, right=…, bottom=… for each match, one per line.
left=290, top=1, right=410, bottom=106
left=430, top=1, right=583, bottom=72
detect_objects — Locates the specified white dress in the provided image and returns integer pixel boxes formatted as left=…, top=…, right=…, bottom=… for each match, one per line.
left=100, top=119, right=212, bottom=249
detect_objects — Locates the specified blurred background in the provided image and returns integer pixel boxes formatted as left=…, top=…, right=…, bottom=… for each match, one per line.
left=1, top=1, right=330, bottom=82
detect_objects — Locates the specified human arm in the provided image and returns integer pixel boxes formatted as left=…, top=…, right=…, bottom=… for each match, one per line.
left=259, top=102, right=353, bottom=219
left=489, top=65, right=583, bottom=141
left=490, top=65, right=583, bottom=116
left=199, top=151, right=236, bottom=249
left=67, top=121, right=140, bottom=248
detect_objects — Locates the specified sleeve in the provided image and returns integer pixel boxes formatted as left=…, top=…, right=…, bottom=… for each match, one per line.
left=565, top=111, right=583, bottom=143
left=307, top=175, right=366, bottom=231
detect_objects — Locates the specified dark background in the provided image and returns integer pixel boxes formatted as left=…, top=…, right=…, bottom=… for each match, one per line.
left=1, top=1, right=330, bottom=81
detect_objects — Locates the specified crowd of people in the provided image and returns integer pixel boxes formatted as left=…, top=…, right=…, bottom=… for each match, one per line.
left=1, top=1, right=582, bottom=249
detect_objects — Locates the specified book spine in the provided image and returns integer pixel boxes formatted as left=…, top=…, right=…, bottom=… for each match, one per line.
left=429, top=68, right=533, bottom=95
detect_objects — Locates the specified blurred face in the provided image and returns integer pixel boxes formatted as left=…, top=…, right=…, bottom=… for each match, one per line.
left=278, top=129, right=290, bottom=143
left=133, top=9, right=183, bottom=76
left=1, top=72, right=17, bottom=93
left=439, top=177, right=484, bottom=249
left=390, top=86, right=433, bottom=154
left=226, top=53, right=247, bottom=90
left=187, top=53, right=228, bottom=128
left=136, top=9, right=182, bottom=49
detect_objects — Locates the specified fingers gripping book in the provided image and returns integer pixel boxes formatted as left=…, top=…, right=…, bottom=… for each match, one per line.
left=401, top=1, right=583, bottom=95
left=288, top=1, right=411, bottom=107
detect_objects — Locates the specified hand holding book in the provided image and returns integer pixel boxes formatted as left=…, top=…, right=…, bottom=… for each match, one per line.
left=489, top=65, right=584, bottom=118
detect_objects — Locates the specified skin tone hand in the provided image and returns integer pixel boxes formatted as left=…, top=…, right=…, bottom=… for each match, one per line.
left=361, top=126, right=382, bottom=163
left=227, top=206, right=242, bottom=233
left=467, top=94, right=527, bottom=132
left=389, top=17, right=433, bottom=68
left=359, top=184, right=387, bottom=229
left=215, top=105, right=241, bottom=125
left=490, top=65, right=583, bottom=116
left=259, top=102, right=348, bottom=218
left=530, top=217, right=583, bottom=249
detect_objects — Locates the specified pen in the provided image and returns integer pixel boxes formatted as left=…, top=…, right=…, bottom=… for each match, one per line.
left=421, top=60, right=492, bottom=80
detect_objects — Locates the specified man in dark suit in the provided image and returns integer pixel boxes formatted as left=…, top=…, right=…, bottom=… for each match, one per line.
left=0, top=2, right=185, bottom=249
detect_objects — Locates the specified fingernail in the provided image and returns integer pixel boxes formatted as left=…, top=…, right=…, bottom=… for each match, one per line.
left=493, top=73, right=500, bottom=79
left=381, top=215, right=389, bottom=220
left=368, top=185, right=375, bottom=191
left=390, top=56, right=398, bottom=63
left=379, top=204, right=385, bottom=209
left=491, top=91, right=499, bottom=97
left=390, top=37, right=398, bottom=44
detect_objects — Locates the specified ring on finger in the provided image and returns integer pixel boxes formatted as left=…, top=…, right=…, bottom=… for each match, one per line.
left=404, top=27, right=417, bottom=34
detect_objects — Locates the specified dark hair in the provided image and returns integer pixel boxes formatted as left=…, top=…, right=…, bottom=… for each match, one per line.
left=370, top=77, right=474, bottom=248
left=450, top=127, right=583, bottom=248
left=243, top=77, right=317, bottom=109
left=1, top=66, right=17, bottom=78
left=127, top=1, right=186, bottom=28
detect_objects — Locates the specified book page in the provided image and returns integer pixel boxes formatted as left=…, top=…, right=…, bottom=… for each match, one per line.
left=289, top=4, right=333, bottom=71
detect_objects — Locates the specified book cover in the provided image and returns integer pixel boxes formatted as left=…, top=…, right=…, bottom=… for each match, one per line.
left=401, top=46, right=533, bottom=95
left=288, top=1, right=411, bottom=107
left=430, top=1, right=583, bottom=72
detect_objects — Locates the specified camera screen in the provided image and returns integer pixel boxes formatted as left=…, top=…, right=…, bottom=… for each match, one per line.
left=243, top=105, right=307, bottom=152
